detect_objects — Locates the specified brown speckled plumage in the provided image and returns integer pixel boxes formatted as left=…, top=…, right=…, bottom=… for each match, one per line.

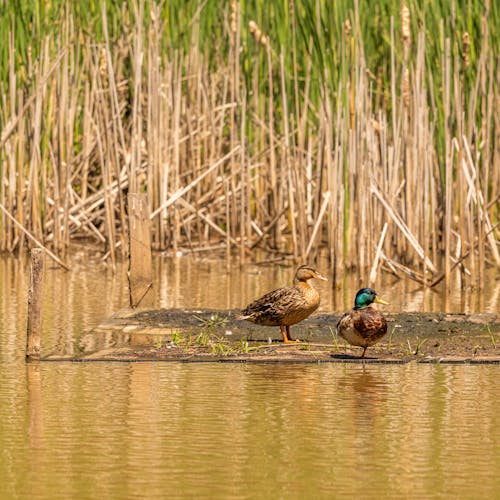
left=238, top=265, right=327, bottom=343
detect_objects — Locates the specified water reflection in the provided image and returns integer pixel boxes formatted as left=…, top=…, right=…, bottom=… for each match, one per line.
left=4, top=363, right=496, bottom=498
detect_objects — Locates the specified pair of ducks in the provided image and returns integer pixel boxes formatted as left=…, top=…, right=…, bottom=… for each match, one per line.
left=238, top=265, right=388, bottom=358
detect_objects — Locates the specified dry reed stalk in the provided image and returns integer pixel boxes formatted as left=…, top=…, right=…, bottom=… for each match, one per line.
left=299, top=37, right=313, bottom=153
left=130, top=0, right=144, bottom=196
left=380, top=251, right=427, bottom=285
left=369, top=222, right=389, bottom=286
left=482, top=55, right=494, bottom=221
left=328, top=85, right=345, bottom=279
left=461, top=137, right=500, bottom=269
left=240, top=90, right=248, bottom=261
left=280, top=50, right=303, bottom=258
left=100, top=36, right=128, bottom=257
left=96, top=49, right=123, bottom=262
left=225, top=178, right=231, bottom=263
left=304, top=191, right=331, bottom=260
left=26, top=50, right=44, bottom=242
left=405, top=32, right=428, bottom=267
left=289, top=0, right=302, bottom=157
left=443, top=36, right=452, bottom=287
left=5, top=33, right=18, bottom=252
left=0, top=203, right=69, bottom=270
left=45, top=197, right=106, bottom=243
left=171, top=59, right=182, bottom=253
left=249, top=204, right=289, bottom=250
left=228, top=2, right=240, bottom=248
left=266, top=45, right=280, bottom=245
left=15, top=90, right=26, bottom=255
left=150, top=146, right=240, bottom=218
left=450, top=61, right=465, bottom=280
left=493, top=66, right=500, bottom=212
left=146, top=6, right=161, bottom=249
left=345, top=110, right=357, bottom=268
left=371, top=183, right=437, bottom=273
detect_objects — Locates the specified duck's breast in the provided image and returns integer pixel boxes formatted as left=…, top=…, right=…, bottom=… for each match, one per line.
left=281, top=283, right=320, bottom=326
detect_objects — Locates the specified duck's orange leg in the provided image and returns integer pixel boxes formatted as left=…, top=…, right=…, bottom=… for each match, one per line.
left=281, top=325, right=300, bottom=343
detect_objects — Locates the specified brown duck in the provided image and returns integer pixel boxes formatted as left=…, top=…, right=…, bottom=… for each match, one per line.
left=238, top=265, right=327, bottom=343
left=337, top=287, right=389, bottom=358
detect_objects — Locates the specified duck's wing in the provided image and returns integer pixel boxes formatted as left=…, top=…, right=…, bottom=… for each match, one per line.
left=241, top=286, right=306, bottom=324
left=336, top=311, right=352, bottom=331
left=352, top=308, right=388, bottom=340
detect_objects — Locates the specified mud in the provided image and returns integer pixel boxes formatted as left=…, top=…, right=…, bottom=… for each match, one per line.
left=44, top=309, right=500, bottom=364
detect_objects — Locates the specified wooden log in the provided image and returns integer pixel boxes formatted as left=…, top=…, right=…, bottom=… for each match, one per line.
left=128, top=193, right=153, bottom=308
left=26, top=248, right=45, bottom=360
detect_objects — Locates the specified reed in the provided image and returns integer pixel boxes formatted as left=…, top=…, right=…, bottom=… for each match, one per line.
left=0, top=0, right=499, bottom=288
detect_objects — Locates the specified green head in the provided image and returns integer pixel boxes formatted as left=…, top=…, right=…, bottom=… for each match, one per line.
left=353, top=288, right=389, bottom=310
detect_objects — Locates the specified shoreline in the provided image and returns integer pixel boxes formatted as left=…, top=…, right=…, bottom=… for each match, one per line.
left=43, top=308, right=500, bottom=364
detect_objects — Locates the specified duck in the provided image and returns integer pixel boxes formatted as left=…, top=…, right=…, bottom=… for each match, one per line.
left=336, top=288, right=389, bottom=358
left=238, top=265, right=327, bottom=343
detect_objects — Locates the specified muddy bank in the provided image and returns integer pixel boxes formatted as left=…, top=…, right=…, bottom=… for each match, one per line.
left=44, top=309, right=500, bottom=364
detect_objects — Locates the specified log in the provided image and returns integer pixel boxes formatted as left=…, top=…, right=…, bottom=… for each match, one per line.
left=128, top=193, right=153, bottom=308
left=26, top=248, right=45, bottom=360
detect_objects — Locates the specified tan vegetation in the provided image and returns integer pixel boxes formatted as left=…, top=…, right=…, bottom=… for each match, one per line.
left=0, top=1, right=498, bottom=289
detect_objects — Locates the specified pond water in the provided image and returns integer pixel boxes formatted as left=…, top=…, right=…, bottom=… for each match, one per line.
left=0, top=253, right=499, bottom=498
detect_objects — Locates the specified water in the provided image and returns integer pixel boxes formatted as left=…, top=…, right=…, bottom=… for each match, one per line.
left=0, top=254, right=499, bottom=498
left=1, top=363, right=498, bottom=499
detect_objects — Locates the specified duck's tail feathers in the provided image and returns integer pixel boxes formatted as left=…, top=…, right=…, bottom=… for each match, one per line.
left=236, top=312, right=251, bottom=321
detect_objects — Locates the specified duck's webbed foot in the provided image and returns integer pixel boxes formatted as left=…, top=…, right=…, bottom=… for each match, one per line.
left=281, top=325, right=301, bottom=343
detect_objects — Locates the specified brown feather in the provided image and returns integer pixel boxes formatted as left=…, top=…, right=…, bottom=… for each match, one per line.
left=337, top=306, right=387, bottom=348
left=352, top=308, right=388, bottom=341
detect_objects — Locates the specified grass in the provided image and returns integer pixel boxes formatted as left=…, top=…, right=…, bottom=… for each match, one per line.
left=194, top=313, right=229, bottom=329
left=486, top=324, right=497, bottom=349
left=414, top=337, right=428, bottom=356
left=162, top=327, right=269, bottom=356
left=329, top=325, right=345, bottom=352
left=387, top=326, right=397, bottom=350
left=0, top=0, right=498, bottom=287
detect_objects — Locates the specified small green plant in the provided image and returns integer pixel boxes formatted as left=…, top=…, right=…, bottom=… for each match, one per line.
left=153, top=336, right=164, bottom=349
left=486, top=324, right=497, bottom=349
left=414, top=337, right=428, bottom=356
left=195, top=329, right=212, bottom=347
left=329, top=326, right=340, bottom=350
left=387, top=326, right=397, bottom=350
left=211, top=341, right=236, bottom=356
left=194, top=313, right=229, bottom=330
left=171, top=331, right=182, bottom=345
left=193, top=313, right=231, bottom=349
left=239, top=340, right=261, bottom=353
left=401, top=339, right=413, bottom=356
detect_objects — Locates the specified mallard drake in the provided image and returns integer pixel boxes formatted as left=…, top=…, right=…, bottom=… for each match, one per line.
left=337, top=288, right=389, bottom=358
left=238, top=265, right=327, bottom=343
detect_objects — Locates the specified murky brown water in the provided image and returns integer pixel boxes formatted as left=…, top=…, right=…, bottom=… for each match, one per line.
left=1, top=253, right=499, bottom=498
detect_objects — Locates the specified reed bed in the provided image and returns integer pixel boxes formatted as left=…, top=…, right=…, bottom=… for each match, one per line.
left=0, top=0, right=499, bottom=287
